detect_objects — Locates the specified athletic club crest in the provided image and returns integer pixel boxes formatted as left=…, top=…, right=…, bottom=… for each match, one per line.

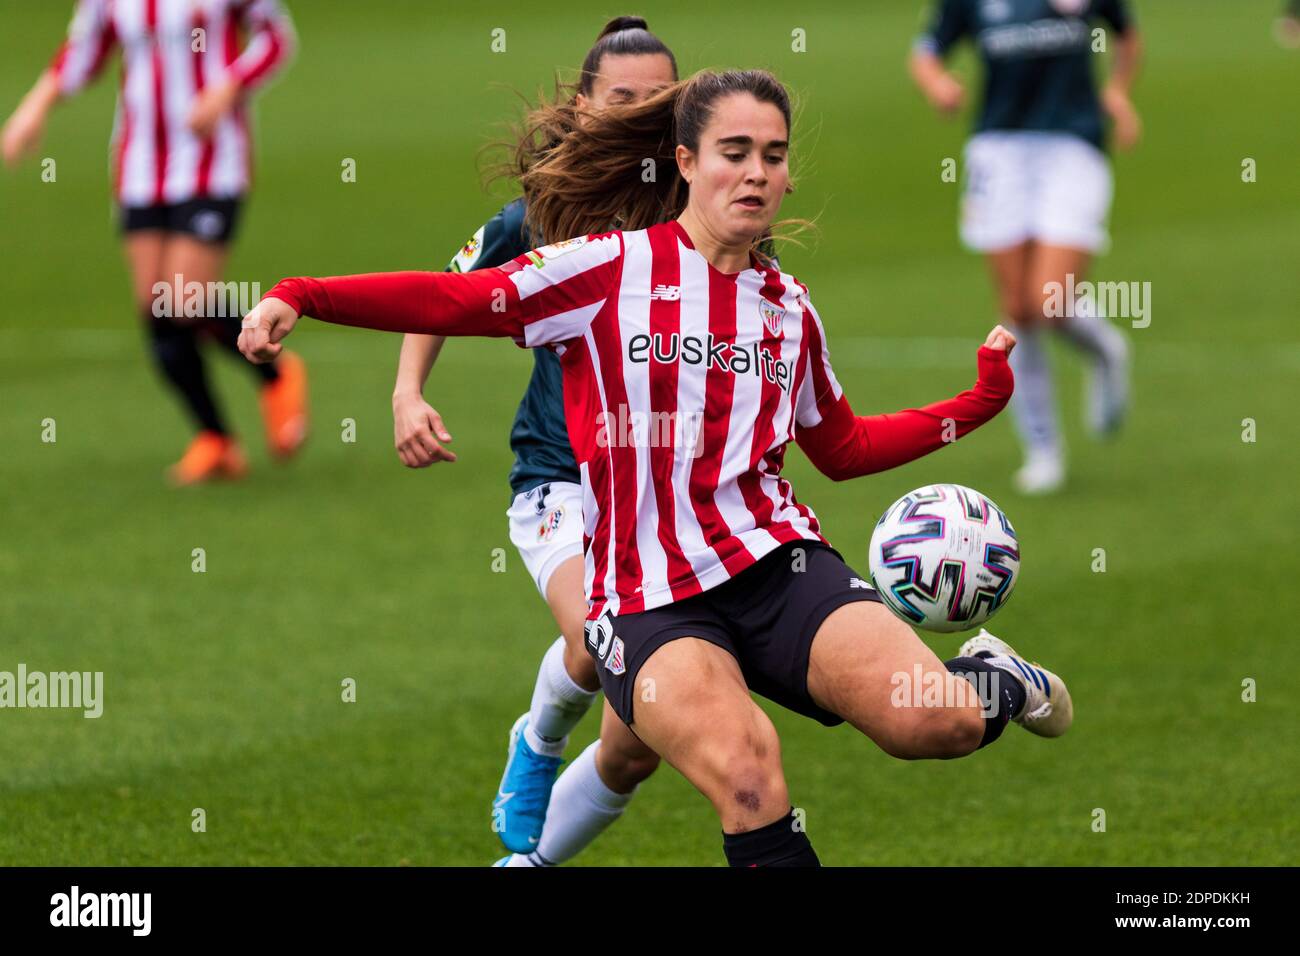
left=605, top=637, right=626, bottom=675
left=759, top=299, right=785, bottom=337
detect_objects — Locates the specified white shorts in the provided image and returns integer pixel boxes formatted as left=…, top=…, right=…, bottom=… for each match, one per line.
left=960, top=131, right=1113, bottom=254
left=507, top=481, right=585, bottom=599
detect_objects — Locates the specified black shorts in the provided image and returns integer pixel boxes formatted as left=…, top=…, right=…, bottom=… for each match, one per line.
left=120, top=197, right=242, bottom=244
left=586, top=541, right=884, bottom=728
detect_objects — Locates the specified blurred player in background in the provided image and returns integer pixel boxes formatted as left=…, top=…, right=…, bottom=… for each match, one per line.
left=910, top=0, right=1142, bottom=494
left=2, top=0, right=307, bottom=484
left=390, top=16, right=675, bottom=865
left=1277, top=0, right=1300, bottom=47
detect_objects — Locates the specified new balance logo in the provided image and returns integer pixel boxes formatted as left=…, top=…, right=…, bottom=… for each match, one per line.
left=649, top=284, right=681, bottom=301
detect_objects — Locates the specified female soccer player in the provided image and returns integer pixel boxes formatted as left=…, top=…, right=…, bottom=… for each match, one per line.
left=392, top=17, right=676, bottom=864
left=910, top=0, right=1143, bottom=494
left=240, top=69, right=1075, bottom=866
left=1, top=0, right=307, bottom=484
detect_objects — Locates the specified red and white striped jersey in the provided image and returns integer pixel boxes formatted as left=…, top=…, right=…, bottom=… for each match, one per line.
left=267, top=219, right=1013, bottom=620
left=49, top=0, right=294, bottom=206
left=522, top=223, right=844, bottom=619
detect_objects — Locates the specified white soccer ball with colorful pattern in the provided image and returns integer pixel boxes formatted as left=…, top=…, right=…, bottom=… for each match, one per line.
left=868, top=484, right=1020, bottom=633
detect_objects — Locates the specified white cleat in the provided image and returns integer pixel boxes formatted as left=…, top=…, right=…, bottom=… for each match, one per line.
left=959, top=629, right=1073, bottom=737
left=1086, top=333, right=1130, bottom=438
left=1013, top=449, right=1065, bottom=496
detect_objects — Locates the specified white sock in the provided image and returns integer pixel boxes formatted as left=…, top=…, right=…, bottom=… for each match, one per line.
left=1057, top=294, right=1126, bottom=362
left=523, top=637, right=598, bottom=757
left=1006, top=324, right=1062, bottom=457
left=501, top=853, right=542, bottom=867
left=534, top=741, right=635, bottom=865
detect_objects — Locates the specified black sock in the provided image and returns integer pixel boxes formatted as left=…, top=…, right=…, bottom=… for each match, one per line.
left=723, top=808, right=820, bottom=867
left=204, top=314, right=279, bottom=383
left=147, top=314, right=228, bottom=435
left=944, top=656, right=1027, bottom=749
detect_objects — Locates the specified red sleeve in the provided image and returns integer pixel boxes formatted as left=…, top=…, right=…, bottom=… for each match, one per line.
left=264, top=232, right=622, bottom=346
left=795, top=346, right=1013, bottom=481
left=266, top=270, right=526, bottom=340
left=229, top=0, right=295, bottom=92
left=49, top=0, right=117, bottom=97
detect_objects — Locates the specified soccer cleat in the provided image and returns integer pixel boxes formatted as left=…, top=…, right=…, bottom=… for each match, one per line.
left=492, top=856, right=510, bottom=867
left=167, top=431, right=247, bottom=485
left=260, top=350, right=309, bottom=458
left=959, top=629, right=1073, bottom=737
left=492, top=714, right=563, bottom=854
left=1085, top=333, right=1130, bottom=438
left=1013, top=448, right=1065, bottom=496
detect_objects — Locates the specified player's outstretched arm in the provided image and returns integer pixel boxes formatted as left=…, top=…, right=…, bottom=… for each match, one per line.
left=797, top=326, right=1016, bottom=482
left=238, top=269, right=527, bottom=365
left=241, top=234, right=620, bottom=364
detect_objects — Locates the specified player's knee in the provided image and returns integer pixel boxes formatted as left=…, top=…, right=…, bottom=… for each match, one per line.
left=561, top=638, right=599, bottom=692
left=597, top=743, right=659, bottom=793
left=707, top=730, right=784, bottom=817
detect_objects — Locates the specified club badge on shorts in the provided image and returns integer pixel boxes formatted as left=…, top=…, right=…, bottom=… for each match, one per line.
left=605, top=637, right=626, bottom=676
left=536, top=505, right=565, bottom=542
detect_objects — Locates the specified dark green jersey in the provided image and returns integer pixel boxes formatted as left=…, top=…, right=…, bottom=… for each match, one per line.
left=917, top=0, right=1134, bottom=150
left=446, top=197, right=580, bottom=497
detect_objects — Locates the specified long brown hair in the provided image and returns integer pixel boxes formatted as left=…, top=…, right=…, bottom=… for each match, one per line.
left=515, top=70, right=799, bottom=253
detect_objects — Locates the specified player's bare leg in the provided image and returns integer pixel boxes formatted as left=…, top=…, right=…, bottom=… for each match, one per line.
left=987, top=241, right=1065, bottom=494
left=806, top=602, right=985, bottom=758
left=1029, top=243, right=1129, bottom=438
left=806, top=601, right=1069, bottom=756
left=628, top=638, right=816, bottom=866
left=546, top=556, right=599, bottom=693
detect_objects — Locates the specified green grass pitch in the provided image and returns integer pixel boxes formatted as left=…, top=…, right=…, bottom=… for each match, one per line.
left=0, top=0, right=1296, bottom=865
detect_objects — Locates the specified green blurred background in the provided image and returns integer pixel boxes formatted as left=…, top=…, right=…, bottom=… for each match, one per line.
left=1, top=0, right=1296, bottom=864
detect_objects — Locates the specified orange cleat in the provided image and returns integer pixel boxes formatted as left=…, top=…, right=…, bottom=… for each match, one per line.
left=260, top=350, right=309, bottom=459
left=167, top=431, right=248, bottom=486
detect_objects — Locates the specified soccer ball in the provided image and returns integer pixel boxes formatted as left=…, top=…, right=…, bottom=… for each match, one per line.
left=868, top=484, right=1020, bottom=633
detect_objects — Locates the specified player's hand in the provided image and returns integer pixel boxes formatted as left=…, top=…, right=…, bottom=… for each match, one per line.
left=187, top=78, right=240, bottom=139
left=928, top=73, right=965, bottom=115
left=1102, top=87, right=1141, bottom=152
left=239, top=296, right=299, bottom=364
left=1, top=103, right=46, bottom=167
left=983, top=324, right=1017, bottom=357
left=392, top=393, right=456, bottom=467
